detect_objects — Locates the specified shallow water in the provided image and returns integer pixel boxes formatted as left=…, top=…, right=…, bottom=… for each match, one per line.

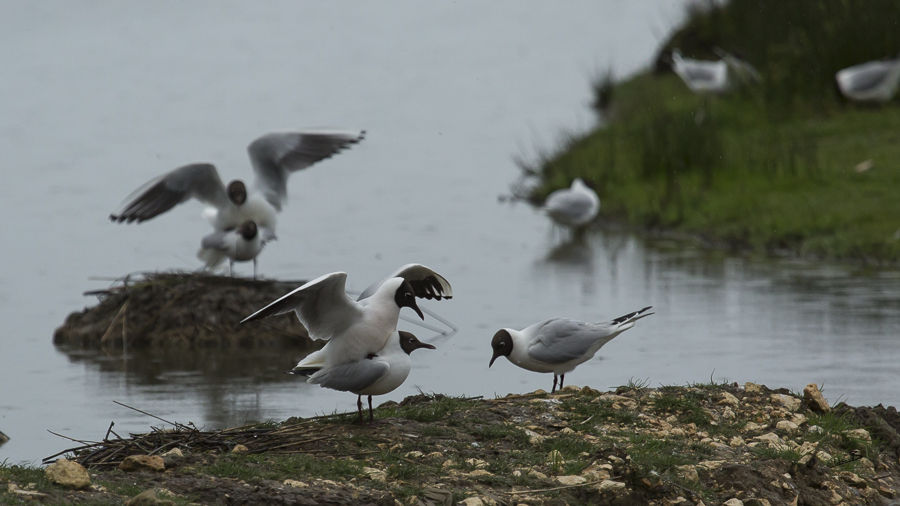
left=2, top=1, right=899, bottom=465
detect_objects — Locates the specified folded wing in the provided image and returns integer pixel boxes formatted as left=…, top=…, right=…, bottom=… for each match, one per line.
left=110, top=163, right=229, bottom=223
left=248, top=130, right=366, bottom=211
left=307, top=358, right=390, bottom=393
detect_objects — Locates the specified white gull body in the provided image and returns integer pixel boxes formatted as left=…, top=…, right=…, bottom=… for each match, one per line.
left=490, top=306, right=652, bottom=392
left=836, top=56, right=900, bottom=102
left=543, top=178, right=600, bottom=229
left=291, top=330, right=435, bottom=422
left=240, top=266, right=451, bottom=366
left=196, top=221, right=264, bottom=275
left=671, top=49, right=729, bottom=94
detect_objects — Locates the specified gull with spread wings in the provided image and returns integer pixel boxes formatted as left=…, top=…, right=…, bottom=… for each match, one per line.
left=239, top=264, right=452, bottom=366
left=110, top=130, right=365, bottom=275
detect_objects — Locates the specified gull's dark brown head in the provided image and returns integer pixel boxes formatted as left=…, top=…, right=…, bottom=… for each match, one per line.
left=398, top=331, right=436, bottom=355
left=227, top=180, right=247, bottom=205
left=237, top=221, right=258, bottom=241
left=489, top=329, right=513, bottom=367
left=394, top=280, right=424, bottom=320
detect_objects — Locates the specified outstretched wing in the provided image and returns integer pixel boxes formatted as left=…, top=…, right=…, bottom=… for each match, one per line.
left=247, top=130, right=366, bottom=210
left=110, top=163, right=229, bottom=223
left=307, top=358, right=390, bottom=394
left=239, top=272, right=363, bottom=341
left=357, top=264, right=453, bottom=301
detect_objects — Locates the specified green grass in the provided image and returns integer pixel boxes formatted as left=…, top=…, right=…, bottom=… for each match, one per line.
left=524, top=1, right=900, bottom=263
left=194, top=453, right=363, bottom=483
left=379, top=394, right=481, bottom=423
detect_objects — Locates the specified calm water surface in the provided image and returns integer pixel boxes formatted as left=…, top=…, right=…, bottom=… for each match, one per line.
left=2, top=1, right=899, bottom=464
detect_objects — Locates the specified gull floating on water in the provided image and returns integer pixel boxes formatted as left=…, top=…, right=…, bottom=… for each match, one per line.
left=291, top=330, right=435, bottom=423
left=239, top=266, right=452, bottom=367
left=109, top=130, right=365, bottom=274
left=542, top=178, right=600, bottom=230
left=489, top=306, right=653, bottom=392
left=835, top=54, right=900, bottom=102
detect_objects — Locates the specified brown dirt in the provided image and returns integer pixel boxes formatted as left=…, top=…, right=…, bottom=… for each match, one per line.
left=53, top=272, right=312, bottom=349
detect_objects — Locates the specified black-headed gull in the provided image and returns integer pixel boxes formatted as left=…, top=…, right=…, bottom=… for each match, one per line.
left=109, top=130, right=365, bottom=270
left=542, top=178, right=600, bottom=229
left=196, top=220, right=263, bottom=277
left=489, top=306, right=652, bottom=392
left=836, top=54, right=900, bottom=102
left=239, top=266, right=452, bottom=366
left=292, top=330, right=435, bottom=423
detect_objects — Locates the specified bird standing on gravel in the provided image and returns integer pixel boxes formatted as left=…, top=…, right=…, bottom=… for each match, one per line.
left=489, top=306, right=653, bottom=392
left=291, top=330, right=436, bottom=424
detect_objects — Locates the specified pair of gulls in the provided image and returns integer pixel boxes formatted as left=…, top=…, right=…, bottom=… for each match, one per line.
left=238, top=264, right=652, bottom=423
left=110, top=130, right=367, bottom=276
left=672, top=48, right=900, bottom=103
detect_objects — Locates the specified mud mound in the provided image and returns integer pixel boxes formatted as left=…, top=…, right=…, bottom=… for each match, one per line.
left=53, top=272, right=311, bottom=349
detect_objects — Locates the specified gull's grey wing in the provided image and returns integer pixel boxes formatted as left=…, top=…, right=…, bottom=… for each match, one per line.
left=110, top=163, right=229, bottom=223
left=307, top=359, right=390, bottom=394
left=528, top=306, right=653, bottom=364
left=239, top=272, right=363, bottom=341
left=544, top=190, right=594, bottom=223
left=526, top=318, right=614, bottom=365
left=247, top=130, right=366, bottom=210
left=357, top=264, right=453, bottom=301
left=200, top=230, right=229, bottom=251
left=845, top=64, right=890, bottom=92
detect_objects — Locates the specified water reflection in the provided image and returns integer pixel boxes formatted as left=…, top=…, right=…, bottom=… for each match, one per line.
left=57, top=345, right=319, bottom=428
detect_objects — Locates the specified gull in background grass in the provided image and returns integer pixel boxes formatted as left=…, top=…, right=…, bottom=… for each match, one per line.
left=239, top=265, right=452, bottom=367
left=290, top=330, right=435, bottom=424
left=109, top=130, right=365, bottom=275
left=489, top=306, right=653, bottom=393
left=542, top=178, right=600, bottom=231
left=835, top=53, right=900, bottom=103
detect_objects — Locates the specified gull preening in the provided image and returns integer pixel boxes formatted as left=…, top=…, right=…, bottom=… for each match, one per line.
left=109, top=130, right=366, bottom=274
left=291, top=330, right=435, bottom=423
left=239, top=265, right=452, bottom=367
left=489, top=306, right=653, bottom=392
left=542, top=178, right=600, bottom=230
left=835, top=54, right=900, bottom=102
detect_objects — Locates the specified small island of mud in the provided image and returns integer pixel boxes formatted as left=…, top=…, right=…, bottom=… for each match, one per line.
left=53, top=272, right=312, bottom=349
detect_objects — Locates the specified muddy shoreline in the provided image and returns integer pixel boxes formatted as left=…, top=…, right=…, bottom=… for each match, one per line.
left=4, top=382, right=899, bottom=506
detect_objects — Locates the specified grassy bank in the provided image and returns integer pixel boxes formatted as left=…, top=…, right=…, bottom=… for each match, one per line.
left=3, top=384, right=899, bottom=505
left=522, top=1, right=900, bottom=263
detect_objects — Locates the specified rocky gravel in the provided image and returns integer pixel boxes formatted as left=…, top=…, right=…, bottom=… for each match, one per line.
left=3, top=383, right=899, bottom=505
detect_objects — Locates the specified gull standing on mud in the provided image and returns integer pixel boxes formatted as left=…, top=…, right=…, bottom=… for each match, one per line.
left=291, top=330, right=435, bottom=423
left=542, top=178, right=600, bottom=230
left=239, top=266, right=452, bottom=366
left=109, top=130, right=366, bottom=273
left=489, top=306, right=653, bottom=392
